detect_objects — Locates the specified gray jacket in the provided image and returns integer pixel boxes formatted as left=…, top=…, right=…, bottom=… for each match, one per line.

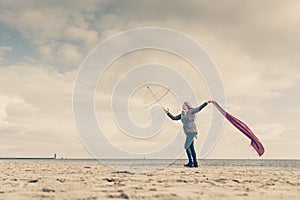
left=167, top=102, right=208, bottom=134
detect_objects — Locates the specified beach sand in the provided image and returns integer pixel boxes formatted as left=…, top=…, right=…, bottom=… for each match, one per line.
left=0, top=160, right=299, bottom=200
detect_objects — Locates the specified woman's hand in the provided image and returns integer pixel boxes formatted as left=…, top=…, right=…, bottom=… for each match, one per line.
left=163, top=107, right=169, bottom=113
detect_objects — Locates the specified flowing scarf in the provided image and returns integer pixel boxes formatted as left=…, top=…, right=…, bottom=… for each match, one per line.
left=211, top=101, right=265, bottom=156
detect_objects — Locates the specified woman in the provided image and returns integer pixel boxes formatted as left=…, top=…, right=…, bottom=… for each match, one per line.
left=163, top=101, right=211, bottom=167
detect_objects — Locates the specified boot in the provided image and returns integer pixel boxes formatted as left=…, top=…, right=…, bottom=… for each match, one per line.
left=193, top=161, right=198, bottom=168
left=189, top=143, right=198, bottom=168
left=184, top=162, right=193, bottom=168
left=185, top=149, right=193, bottom=167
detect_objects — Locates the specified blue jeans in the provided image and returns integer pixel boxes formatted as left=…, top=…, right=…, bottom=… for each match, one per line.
left=184, top=133, right=197, bottom=163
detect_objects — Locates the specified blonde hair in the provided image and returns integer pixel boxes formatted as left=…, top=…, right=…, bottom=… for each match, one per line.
left=183, top=102, right=194, bottom=110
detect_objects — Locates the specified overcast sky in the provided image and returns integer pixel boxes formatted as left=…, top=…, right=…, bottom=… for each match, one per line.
left=0, top=0, right=299, bottom=159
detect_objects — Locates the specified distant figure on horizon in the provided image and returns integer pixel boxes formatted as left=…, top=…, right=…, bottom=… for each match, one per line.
left=163, top=101, right=211, bottom=167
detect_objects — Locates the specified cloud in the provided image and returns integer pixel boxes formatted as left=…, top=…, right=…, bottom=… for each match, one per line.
left=62, top=27, right=98, bottom=46
left=1, top=0, right=300, bottom=69
left=0, top=0, right=299, bottom=158
left=0, top=46, right=12, bottom=61
left=0, top=93, right=23, bottom=129
left=0, top=0, right=102, bottom=66
left=0, top=64, right=90, bottom=157
left=38, top=43, right=82, bottom=66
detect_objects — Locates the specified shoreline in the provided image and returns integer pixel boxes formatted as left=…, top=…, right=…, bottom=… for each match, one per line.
left=1, top=157, right=299, bottom=160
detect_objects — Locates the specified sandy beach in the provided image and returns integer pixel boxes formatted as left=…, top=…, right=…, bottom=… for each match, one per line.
left=0, top=160, right=299, bottom=200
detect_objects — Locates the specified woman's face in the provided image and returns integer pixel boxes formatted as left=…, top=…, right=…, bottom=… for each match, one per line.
left=182, top=104, right=188, bottom=111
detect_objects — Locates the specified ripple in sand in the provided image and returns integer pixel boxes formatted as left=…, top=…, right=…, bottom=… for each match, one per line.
left=28, top=179, right=38, bottom=183
left=42, top=188, right=55, bottom=192
left=103, top=178, right=116, bottom=182
left=107, top=192, right=129, bottom=199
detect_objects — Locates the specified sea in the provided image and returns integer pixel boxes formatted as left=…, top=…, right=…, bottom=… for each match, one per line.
left=1, top=159, right=299, bottom=171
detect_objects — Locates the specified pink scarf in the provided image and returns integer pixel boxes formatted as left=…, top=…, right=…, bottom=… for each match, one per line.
left=211, top=101, right=265, bottom=156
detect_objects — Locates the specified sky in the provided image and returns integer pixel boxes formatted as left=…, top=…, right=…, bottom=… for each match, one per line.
left=0, top=0, right=299, bottom=159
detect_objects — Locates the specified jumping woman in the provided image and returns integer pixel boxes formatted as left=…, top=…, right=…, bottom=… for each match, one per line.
left=163, top=101, right=211, bottom=167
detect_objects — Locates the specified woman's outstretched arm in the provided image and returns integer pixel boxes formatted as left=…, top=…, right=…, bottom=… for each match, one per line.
left=190, top=102, right=208, bottom=114
left=163, top=107, right=181, bottom=120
